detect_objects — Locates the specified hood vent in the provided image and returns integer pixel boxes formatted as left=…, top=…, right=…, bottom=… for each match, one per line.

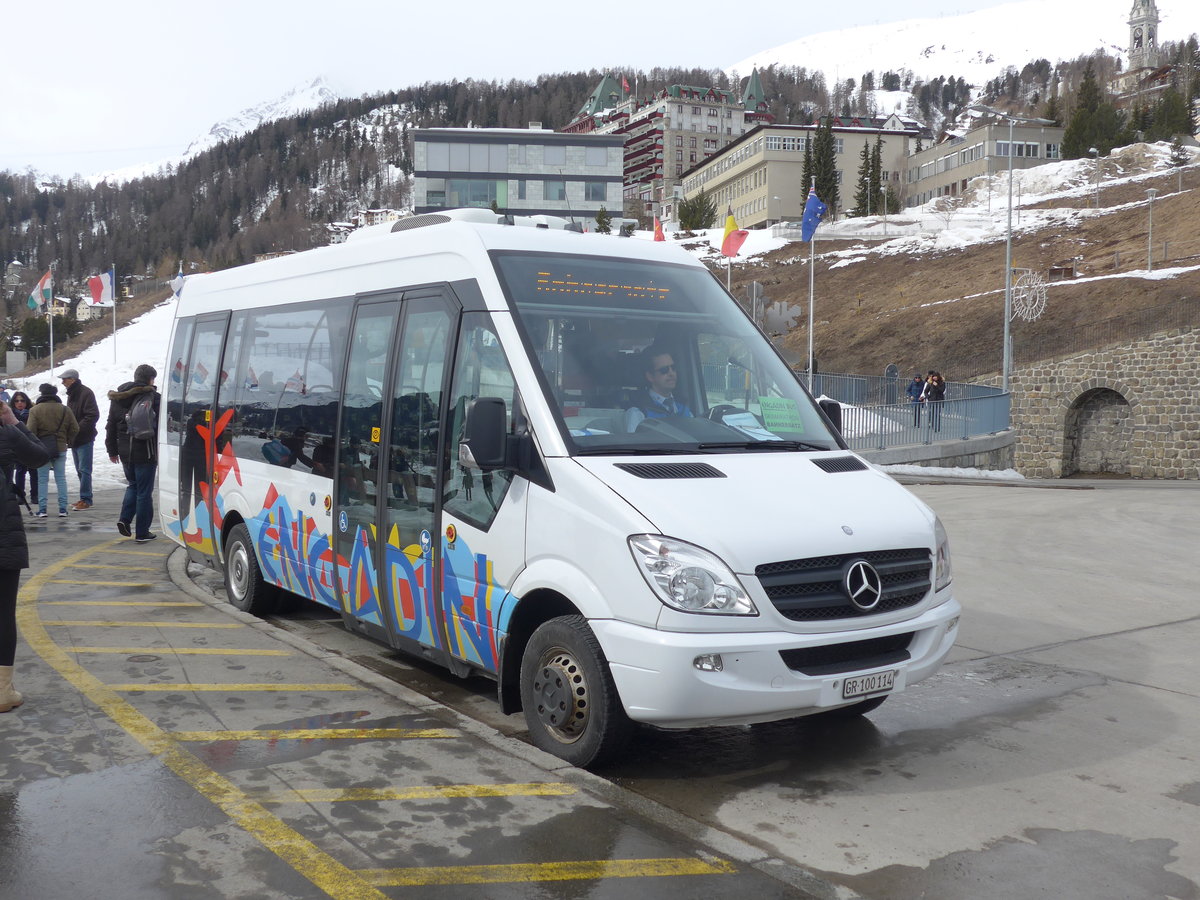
left=811, top=456, right=868, bottom=474
left=614, top=462, right=726, bottom=479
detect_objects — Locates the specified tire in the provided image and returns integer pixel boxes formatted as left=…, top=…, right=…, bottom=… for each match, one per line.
left=223, top=523, right=279, bottom=616
left=520, top=615, right=631, bottom=768
left=815, top=695, right=888, bottom=719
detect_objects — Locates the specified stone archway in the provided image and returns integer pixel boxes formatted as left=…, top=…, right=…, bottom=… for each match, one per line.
left=1062, top=387, right=1132, bottom=477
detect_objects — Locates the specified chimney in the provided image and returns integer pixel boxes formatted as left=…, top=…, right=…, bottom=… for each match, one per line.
left=528, top=121, right=543, bottom=130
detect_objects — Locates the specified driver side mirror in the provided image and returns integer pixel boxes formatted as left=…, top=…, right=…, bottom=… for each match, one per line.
left=459, top=397, right=508, bottom=470
left=818, top=398, right=842, bottom=437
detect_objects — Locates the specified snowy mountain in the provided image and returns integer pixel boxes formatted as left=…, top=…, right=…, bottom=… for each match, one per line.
left=90, top=77, right=340, bottom=185
left=181, top=77, right=340, bottom=159
left=727, top=0, right=1197, bottom=86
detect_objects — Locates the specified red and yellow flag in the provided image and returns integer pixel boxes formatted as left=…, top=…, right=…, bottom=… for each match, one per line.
left=653, top=217, right=665, bottom=241
left=720, top=208, right=749, bottom=257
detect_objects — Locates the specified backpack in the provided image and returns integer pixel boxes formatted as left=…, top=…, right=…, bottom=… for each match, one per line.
left=126, top=392, right=158, bottom=440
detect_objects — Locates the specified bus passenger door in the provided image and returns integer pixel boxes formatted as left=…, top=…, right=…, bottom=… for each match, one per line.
left=378, top=294, right=457, bottom=657
left=333, top=300, right=399, bottom=631
left=176, top=313, right=230, bottom=556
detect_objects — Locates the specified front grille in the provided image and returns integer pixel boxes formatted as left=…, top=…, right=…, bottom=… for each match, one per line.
left=755, top=548, right=931, bottom=621
left=780, top=632, right=914, bottom=676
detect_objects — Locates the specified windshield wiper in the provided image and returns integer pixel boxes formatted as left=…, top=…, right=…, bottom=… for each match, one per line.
left=697, top=440, right=829, bottom=452
left=574, top=446, right=700, bottom=456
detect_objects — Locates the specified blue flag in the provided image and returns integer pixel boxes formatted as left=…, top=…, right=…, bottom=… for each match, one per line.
left=801, top=187, right=827, bottom=242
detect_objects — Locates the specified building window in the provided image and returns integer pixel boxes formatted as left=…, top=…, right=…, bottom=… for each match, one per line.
left=544, top=145, right=566, bottom=166
left=517, top=181, right=526, bottom=200
left=834, top=138, right=844, bottom=154
left=1046, top=143, right=1061, bottom=159
left=585, top=146, right=608, bottom=166
left=584, top=181, right=606, bottom=202
left=675, top=135, right=683, bottom=146
left=449, top=179, right=508, bottom=208
left=676, top=150, right=683, bottom=161
left=425, top=177, right=446, bottom=207
left=543, top=180, right=566, bottom=201
left=689, top=137, right=697, bottom=148
left=692, top=106, right=701, bottom=114
left=708, top=125, right=718, bottom=133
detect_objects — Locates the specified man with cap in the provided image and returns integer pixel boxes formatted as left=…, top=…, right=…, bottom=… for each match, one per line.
left=105, top=364, right=161, bottom=542
left=60, top=368, right=100, bottom=510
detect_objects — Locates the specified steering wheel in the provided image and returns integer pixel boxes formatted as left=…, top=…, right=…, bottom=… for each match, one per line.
left=708, top=404, right=742, bottom=421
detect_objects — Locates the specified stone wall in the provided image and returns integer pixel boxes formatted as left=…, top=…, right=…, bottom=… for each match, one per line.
left=1010, top=327, right=1200, bottom=479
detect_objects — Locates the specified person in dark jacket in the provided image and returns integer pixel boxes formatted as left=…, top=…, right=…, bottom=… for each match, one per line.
left=8, top=391, right=37, bottom=509
left=0, top=398, right=51, bottom=712
left=906, top=373, right=925, bottom=426
left=105, top=364, right=161, bottom=542
left=61, top=368, right=100, bottom=510
left=27, top=383, right=79, bottom=518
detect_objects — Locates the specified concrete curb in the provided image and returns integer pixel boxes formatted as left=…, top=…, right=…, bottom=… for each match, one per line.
left=165, top=547, right=862, bottom=900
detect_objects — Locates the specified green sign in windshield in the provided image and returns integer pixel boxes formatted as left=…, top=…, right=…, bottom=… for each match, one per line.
left=759, top=396, right=805, bottom=433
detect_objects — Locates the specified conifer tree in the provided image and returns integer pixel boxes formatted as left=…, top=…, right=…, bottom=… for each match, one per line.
left=801, top=139, right=814, bottom=201
left=812, top=118, right=840, bottom=216
left=1062, top=60, right=1126, bottom=158
left=851, top=140, right=872, bottom=216
left=869, top=136, right=884, bottom=214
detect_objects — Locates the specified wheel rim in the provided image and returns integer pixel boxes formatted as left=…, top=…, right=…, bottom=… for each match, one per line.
left=531, top=647, right=589, bottom=744
left=228, top=542, right=249, bottom=602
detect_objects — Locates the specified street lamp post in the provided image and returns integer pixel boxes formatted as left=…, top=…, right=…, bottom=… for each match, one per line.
left=1089, top=148, right=1100, bottom=209
left=968, top=105, right=1055, bottom=393
left=1146, top=188, right=1158, bottom=271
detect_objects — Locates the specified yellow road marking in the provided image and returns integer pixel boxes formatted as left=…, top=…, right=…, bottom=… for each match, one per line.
left=41, top=621, right=243, bottom=629
left=361, top=857, right=737, bottom=885
left=41, top=600, right=203, bottom=607
left=69, top=564, right=159, bottom=571
left=107, top=683, right=360, bottom=692
left=172, top=728, right=454, bottom=742
left=250, top=783, right=575, bottom=804
left=18, top=541, right=392, bottom=900
left=49, top=579, right=156, bottom=587
left=107, top=549, right=170, bottom=556
left=66, top=647, right=292, bottom=656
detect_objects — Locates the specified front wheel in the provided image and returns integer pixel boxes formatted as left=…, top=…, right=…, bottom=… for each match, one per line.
left=223, top=523, right=279, bottom=616
left=520, top=615, right=631, bottom=768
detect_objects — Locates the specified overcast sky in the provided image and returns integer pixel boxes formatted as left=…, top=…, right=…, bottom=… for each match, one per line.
left=3, top=0, right=1017, bottom=178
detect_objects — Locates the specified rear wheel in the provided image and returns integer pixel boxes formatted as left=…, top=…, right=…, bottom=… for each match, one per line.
left=223, top=524, right=279, bottom=616
left=520, top=615, right=631, bottom=768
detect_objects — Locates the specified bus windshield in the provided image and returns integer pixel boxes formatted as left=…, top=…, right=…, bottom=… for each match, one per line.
left=492, top=250, right=840, bottom=455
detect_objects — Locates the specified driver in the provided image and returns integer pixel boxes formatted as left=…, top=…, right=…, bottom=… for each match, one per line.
left=624, top=344, right=694, bottom=431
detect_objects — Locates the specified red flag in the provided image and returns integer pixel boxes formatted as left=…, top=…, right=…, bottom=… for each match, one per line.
left=622, top=76, right=631, bottom=93
left=653, top=217, right=665, bottom=241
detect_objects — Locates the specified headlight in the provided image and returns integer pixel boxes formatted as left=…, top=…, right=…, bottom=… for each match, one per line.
left=628, top=535, right=757, bottom=615
left=934, top=516, right=953, bottom=591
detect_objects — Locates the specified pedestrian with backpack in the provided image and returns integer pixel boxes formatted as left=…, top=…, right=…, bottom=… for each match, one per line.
left=105, top=364, right=161, bottom=542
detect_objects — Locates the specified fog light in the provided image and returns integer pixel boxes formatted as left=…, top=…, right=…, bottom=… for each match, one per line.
left=693, top=653, right=723, bottom=672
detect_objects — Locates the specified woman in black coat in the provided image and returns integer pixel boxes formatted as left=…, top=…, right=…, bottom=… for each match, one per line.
left=0, top=398, right=51, bottom=712
left=8, top=391, right=37, bottom=507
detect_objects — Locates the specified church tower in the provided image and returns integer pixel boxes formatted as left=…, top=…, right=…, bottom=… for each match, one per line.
left=1127, top=0, right=1161, bottom=72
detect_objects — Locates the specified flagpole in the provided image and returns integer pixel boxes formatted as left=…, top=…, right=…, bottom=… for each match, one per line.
left=112, top=265, right=118, bottom=364
left=807, top=239, right=815, bottom=386
left=48, top=303, right=55, bottom=376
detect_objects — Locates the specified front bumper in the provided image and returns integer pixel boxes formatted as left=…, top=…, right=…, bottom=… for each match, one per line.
left=592, top=594, right=960, bottom=728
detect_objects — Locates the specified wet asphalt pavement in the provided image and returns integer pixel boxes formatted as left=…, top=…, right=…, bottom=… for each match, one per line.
left=3, top=477, right=1199, bottom=899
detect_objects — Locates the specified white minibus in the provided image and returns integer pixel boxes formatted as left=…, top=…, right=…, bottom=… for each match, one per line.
left=160, top=208, right=959, bottom=767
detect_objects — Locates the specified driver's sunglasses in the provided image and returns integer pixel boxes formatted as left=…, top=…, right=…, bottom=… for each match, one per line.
left=654, top=364, right=676, bottom=375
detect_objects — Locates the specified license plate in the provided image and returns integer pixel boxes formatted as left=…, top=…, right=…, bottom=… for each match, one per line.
left=842, top=669, right=896, bottom=699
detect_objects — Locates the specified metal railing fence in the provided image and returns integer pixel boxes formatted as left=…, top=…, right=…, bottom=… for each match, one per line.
left=800, top=371, right=1011, bottom=450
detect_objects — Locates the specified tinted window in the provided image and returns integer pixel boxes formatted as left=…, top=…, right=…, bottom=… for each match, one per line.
left=218, top=300, right=351, bottom=476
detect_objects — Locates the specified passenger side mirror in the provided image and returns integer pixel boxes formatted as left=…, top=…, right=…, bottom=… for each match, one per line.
left=459, top=397, right=508, bottom=470
left=818, top=398, right=843, bottom=437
